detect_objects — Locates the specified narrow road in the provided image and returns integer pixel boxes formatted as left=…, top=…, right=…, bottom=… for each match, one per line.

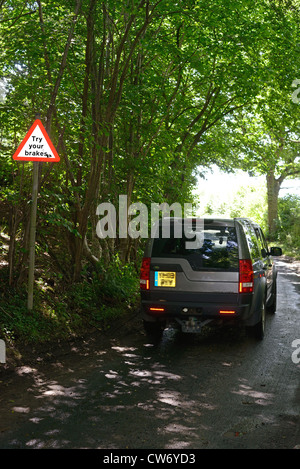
left=0, top=258, right=299, bottom=450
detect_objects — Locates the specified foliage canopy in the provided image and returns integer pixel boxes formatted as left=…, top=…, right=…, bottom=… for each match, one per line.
left=0, top=0, right=299, bottom=286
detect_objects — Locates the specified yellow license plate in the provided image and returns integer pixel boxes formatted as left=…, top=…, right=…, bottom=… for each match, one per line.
left=154, top=271, right=176, bottom=287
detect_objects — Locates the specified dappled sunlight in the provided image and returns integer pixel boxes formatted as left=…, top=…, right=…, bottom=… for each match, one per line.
left=129, top=368, right=182, bottom=383
left=1, top=296, right=299, bottom=450
left=16, top=366, right=39, bottom=376
left=0, top=333, right=219, bottom=448
left=157, top=391, right=182, bottom=407
left=42, top=384, right=82, bottom=398
left=105, top=370, right=119, bottom=379
left=160, top=422, right=199, bottom=449
left=232, top=383, right=274, bottom=406
left=111, top=346, right=137, bottom=353
left=11, top=406, right=30, bottom=414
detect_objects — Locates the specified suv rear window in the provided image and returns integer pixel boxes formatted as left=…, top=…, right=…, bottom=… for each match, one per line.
left=152, top=221, right=239, bottom=271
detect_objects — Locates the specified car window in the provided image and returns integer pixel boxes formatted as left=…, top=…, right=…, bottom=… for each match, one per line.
left=254, top=227, right=269, bottom=257
left=151, top=222, right=239, bottom=271
left=260, top=228, right=269, bottom=253
left=241, top=220, right=260, bottom=260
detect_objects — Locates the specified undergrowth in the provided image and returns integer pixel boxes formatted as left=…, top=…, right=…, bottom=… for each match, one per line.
left=0, top=259, right=139, bottom=347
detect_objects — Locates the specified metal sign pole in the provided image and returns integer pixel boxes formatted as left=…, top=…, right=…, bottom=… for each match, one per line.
left=13, top=114, right=60, bottom=310
left=27, top=161, right=39, bottom=310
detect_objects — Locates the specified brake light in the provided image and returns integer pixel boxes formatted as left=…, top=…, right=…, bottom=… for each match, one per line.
left=140, top=257, right=150, bottom=290
left=239, top=259, right=253, bottom=293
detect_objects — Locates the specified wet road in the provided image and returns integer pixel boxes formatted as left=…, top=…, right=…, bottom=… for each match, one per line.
left=0, top=258, right=299, bottom=449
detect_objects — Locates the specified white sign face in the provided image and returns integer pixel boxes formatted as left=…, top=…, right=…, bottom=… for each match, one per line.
left=13, top=119, right=60, bottom=162
left=19, top=125, right=56, bottom=159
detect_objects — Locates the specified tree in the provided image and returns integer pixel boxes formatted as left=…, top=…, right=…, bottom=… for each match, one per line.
left=239, top=0, right=300, bottom=237
left=193, top=0, right=300, bottom=238
left=226, top=93, right=300, bottom=238
left=1, top=0, right=299, bottom=286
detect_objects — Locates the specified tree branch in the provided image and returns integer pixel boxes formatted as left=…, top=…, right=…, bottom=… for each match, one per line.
left=45, top=0, right=82, bottom=130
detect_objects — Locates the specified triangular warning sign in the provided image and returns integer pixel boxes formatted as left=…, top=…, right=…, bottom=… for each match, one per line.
left=13, top=119, right=60, bottom=162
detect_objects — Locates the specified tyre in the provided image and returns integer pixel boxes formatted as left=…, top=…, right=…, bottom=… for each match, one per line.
left=252, top=300, right=266, bottom=340
left=267, top=282, right=277, bottom=314
left=143, top=320, right=165, bottom=337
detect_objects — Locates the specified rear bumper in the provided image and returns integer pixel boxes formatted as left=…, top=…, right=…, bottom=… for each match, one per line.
left=141, top=290, right=252, bottom=323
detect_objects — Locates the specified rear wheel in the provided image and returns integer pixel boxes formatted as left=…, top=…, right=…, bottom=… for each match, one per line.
left=252, top=300, right=266, bottom=340
left=143, top=320, right=165, bottom=337
left=267, top=282, right=277, bottom=314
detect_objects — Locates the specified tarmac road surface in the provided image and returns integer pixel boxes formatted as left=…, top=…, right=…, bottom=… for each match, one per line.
left=0, top=257, right=299, bottom=450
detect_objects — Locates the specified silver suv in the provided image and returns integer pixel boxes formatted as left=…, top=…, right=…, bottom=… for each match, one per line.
left=140, top=217, right=282, bottom=340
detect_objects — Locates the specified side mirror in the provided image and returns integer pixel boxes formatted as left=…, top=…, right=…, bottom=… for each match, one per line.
left=269, top=246, right=282, bottom=257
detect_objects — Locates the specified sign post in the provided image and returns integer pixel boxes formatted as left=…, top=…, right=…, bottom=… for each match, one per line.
left=13, top=119, right=60, bottom=310
left=27, top=161, right=39, bottom=310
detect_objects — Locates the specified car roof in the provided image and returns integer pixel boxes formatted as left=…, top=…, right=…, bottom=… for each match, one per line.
left=157, top=217, right=248, bottom=227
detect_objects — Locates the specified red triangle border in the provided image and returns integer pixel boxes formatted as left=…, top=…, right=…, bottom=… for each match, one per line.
left=13, top=119, right=60, bottom=162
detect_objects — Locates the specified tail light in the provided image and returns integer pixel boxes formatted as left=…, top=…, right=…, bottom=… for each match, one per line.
left=239, top=259, right=253, bottom=293
left=140, top=257, right=150, bottom=290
